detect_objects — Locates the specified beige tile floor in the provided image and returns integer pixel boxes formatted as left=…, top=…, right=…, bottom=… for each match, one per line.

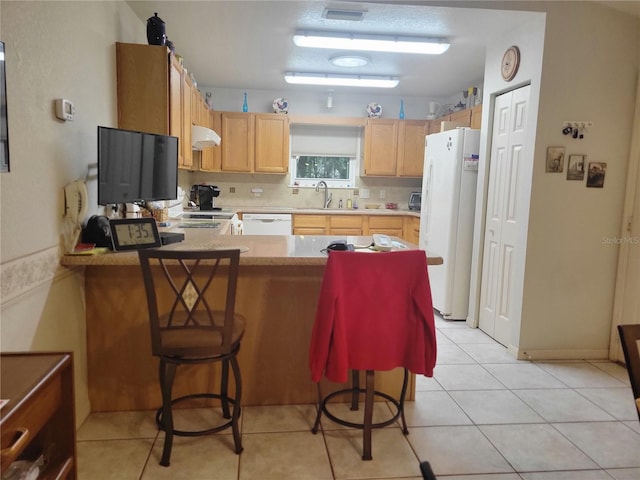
left=77, top=316, right=640, bottom=479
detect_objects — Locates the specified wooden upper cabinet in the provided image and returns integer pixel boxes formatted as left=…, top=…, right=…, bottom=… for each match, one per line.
left=364, top=118, right=427, bottom=177
left=168, top=56, right=183, bottom=163
left=397, top=120, right=427, bottom=177
left=180, top=72, right=193, bottom=168
left=116, top=42, right=171, bottom=135
left=219, top=112, right=289, bottom=173
left=221, top=112, right=254, bottom=172
left=254, top=114, right=290, bottom=173
left=200, top=110, right=222, bottom=172
left=364, top=118, right=399, bottom=176
left=470, top=104, right=483, bottom=129
left=447, top=108, right=472, bottom=126
left=427, top=120, right=441, bottom=135
left=116, top=43, right=206, bottom=171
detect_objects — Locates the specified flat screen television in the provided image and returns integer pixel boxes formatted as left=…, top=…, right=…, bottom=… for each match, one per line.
left=98, top=126, right=178, bottom=205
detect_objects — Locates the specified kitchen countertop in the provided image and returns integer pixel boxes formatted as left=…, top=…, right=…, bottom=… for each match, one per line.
left=61, top=232, right=442, bottom=267
left=233, top=206, right=421, bottom=217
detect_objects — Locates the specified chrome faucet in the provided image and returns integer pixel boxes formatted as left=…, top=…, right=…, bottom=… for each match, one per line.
left=315, top=181, right=332, bottom=209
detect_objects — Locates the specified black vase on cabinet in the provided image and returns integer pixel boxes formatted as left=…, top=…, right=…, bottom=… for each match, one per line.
left=146, top=12, right=166, bottom=46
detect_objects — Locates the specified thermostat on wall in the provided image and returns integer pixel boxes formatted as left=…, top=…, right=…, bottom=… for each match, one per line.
left=55, top=98, right=75, bottom=121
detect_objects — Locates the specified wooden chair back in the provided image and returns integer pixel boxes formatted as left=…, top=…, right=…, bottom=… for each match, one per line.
left=138, top=249, right=241, bottom=358
left=617, top=324, right=640, bottom=420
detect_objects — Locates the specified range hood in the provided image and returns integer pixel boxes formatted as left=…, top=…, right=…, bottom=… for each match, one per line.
left=192, top=125, right=221, bottom=149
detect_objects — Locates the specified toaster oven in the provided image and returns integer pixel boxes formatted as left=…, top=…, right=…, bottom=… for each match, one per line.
left=409, top=192, right=421, bottom=211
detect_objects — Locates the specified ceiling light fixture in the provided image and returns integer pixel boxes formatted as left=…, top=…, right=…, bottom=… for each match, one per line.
left=330, top=55, right=370, bottom=67
left=293, top=30, right=450, bottom=55
left=284, top=72, right=399, bottom=88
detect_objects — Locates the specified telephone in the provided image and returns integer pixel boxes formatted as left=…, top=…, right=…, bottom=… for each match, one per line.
left=372, top=234, right=393, bottom=251
left=63, top=179, right=89, bottom=252
left=327, top=240, right=352, bottom=251
left=64, top=179, right=88, bottom=224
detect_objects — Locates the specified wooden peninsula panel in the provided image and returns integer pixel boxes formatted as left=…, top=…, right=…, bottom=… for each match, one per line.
left=65, top=234, right=442, bottom=412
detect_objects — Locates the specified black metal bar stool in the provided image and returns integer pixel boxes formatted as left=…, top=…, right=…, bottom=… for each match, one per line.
left=138, top=248, right=245, bottom=467
left=309, top=249, right=437, bottom=460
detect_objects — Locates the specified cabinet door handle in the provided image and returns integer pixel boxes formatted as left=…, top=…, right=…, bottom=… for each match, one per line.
left=0, top=428, right=30, bottom=462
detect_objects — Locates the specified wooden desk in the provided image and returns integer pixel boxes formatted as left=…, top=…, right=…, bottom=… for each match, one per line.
left=0, top=353, right=76, bottom=479
left=61, top=235, right=442, bottom=412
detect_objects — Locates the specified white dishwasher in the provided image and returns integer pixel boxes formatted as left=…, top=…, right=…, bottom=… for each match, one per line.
left=242, top=213, right=292, bottom=235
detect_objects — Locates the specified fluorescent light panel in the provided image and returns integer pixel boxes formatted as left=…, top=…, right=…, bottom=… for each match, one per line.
left=293, top=30, right=450, bottom=55
left=284, top=73, right=399, bottom=88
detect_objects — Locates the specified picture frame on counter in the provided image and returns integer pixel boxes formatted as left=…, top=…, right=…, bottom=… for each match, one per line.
left=566, top=154, right=586, bottom=181
left=546, top=146, right=565, bottom=173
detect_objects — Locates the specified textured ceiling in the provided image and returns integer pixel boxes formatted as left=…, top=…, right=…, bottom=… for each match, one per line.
left=125, top=1, right=637, bottom=98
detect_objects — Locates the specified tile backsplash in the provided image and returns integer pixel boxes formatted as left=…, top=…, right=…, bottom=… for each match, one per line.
left=180, top=171, right=421, bottom=210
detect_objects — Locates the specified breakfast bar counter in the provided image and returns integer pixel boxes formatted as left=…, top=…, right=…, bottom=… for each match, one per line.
left=62, top=234, right=442, bottom=412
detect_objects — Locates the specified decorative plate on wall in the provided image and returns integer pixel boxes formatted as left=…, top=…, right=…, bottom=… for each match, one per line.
left=366, top=102, right=382, bottom=118
left=273, top=98, right=289, bottom=114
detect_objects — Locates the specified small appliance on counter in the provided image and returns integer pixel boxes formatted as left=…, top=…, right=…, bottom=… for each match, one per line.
left=189, top=184, right=220, bottom=211
left=409, top=192, right=421, bottom=211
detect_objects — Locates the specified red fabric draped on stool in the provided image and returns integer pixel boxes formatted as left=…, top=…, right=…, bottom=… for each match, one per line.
left=310, top=249, right=437, bottom=383
left=309, top=249, right=437, bottom=460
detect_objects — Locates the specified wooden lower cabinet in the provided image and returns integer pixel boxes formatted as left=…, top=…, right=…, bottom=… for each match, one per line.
left=0, top=353, right=76, bottom=479
left=365, top=215, right=404, bottom=237
left=329, top=215, right=363, bottom=235
left=293, top=214, right=328, bottom=235
left=405, top=216, right=421, bottom=245
left=293, top=213, right=420, bottom=242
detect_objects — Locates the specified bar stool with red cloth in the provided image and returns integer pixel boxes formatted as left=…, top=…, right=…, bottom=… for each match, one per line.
left=309, top=249, right=437, bottom=460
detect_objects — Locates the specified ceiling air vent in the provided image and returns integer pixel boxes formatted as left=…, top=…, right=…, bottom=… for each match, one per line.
left=322, top=8, right=366, bottom=22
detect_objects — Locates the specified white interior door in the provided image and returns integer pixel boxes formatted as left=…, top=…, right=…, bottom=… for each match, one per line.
left=479, top=86, right=530, bottom=345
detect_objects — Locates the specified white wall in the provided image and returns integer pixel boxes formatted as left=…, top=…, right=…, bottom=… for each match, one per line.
left=0, top=0, right=146, bottom=424
left=521, top=2, right=639, bottom=358
left=468, top=9, right=546, bottom=353
left=468, top=1, right=639, bottom=359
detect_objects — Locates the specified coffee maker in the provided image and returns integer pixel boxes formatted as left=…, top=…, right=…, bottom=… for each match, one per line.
left=190, top=184, right=220, bottom=211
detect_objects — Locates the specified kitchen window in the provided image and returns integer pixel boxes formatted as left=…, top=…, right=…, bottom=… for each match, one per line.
left=290, top=155, right=357, bottom=188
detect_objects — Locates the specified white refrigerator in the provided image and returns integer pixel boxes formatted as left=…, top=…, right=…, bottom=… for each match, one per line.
left=419, top=128, right=480, bottom=320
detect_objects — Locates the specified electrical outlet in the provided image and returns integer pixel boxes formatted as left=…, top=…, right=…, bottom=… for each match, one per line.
left=229, top=187, right=236, bottom=193
left=353, top=189, right=359, bottom=196
left=292, top=188, right=299, bottom=195
left=379, top=190, right=386, bottom=199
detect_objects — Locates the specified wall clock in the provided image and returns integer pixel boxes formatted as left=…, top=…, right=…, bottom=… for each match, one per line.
left=501, top=45, right=520, bottom=81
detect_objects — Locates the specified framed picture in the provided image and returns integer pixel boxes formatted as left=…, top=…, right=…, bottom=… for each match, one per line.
left=546, top=146, right=565, bottom=173
left=587, top=162, right=607, bottom=188
left=566, top=154, right=586, bottom=181
left=0, top=41, right=8, bottom=173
